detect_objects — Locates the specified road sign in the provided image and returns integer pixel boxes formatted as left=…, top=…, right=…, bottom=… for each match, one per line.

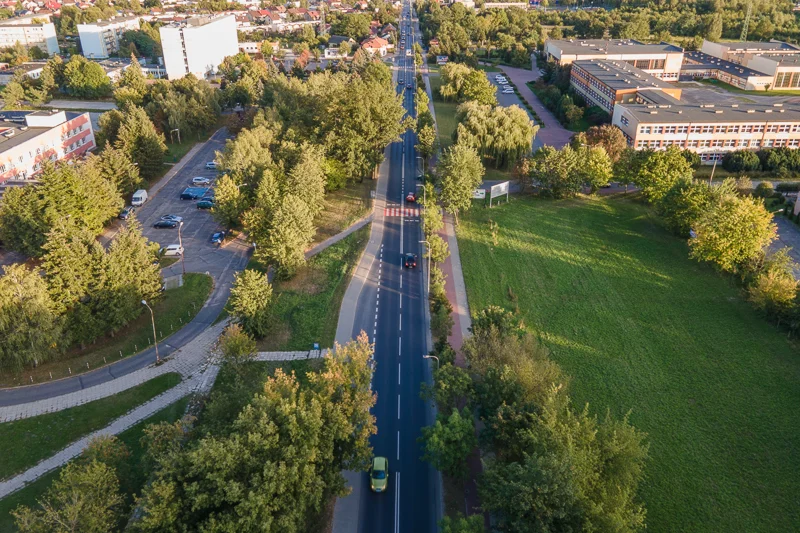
left=473, top=189, right=486, bottom=199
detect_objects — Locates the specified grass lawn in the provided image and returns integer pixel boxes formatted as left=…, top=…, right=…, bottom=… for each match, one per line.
left=457, top=195, right=800, bottom=533
left=428, top=76, right=458, bottom=151
left=1, top=273, right=212, bottom=387
left=313, top=179, right=375, bottom=245
left=255, top=225, right=370, bottom=351
left=0, top=372, right=181, bottom=480
left=0, top=395, right=190, bottom=532
left=698, top=78, right=800, bottom=97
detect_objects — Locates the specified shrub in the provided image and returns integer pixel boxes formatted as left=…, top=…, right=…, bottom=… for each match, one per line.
left=754, top=181, right=775, bottom=198
left=722, top=150, right=761, bottom=172
left=776, top=182, right=800, bottom=192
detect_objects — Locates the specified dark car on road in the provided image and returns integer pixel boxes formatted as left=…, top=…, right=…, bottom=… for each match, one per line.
left=153, top=220, right=178, bottom=229
left=197, top=199, right=214, bottom=209
left=404, top=253, right=417, bottom=268
left=210, top=231, right=225, bottom=244
left=180, top=187, right=210, bottom=200
left=119, top=206, right=135, bottom=219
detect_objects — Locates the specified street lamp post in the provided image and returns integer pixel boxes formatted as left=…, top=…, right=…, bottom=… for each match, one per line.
left=141, top=300, right=160, bottom=363
left=415, top=183, right=426, bottom=203
left=178, top=221, right=186, bottom=276
left=419, top=239, right=430, bottom=296
left=423, top=354, right=439, bottom=370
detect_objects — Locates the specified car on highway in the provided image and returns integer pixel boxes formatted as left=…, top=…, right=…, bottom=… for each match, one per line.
left=210, top=231, right=225, bottom=244
left=192, top=176, right=211, bottom=185
left=161, top=214, right=184, bottom=223
left=205, top=161, right=218, bottom=170
left=406, top=83, right=413, bottom=90
left=161, top=244, right=184, bottom=256
left=197, top=199, right=214, bottom=209
left=370, top=456, right=389, bottom=493
left=406, top=192, right=416, bottom=202
left=404, top=253, right=417, bottom=268
left=119, top=206, right=135, bottom=220
left=153, top=219, right=178, bottom=229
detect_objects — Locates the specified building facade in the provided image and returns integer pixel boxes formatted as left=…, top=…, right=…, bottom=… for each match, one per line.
left=0, top=110, right=95, bottom=195
left=77, top=15, right=141, bottom=59
left=680, top=50, right=773, bottom=91
left=0, top=14, right=59, bottom=56
left=570, top=59, right=682, bottom=114
left=159, top=14, right=238, bottom=80
left=544, top=39, right=684, bottom=80
left=700, top=39, right=800, bottom=66
left=612, top=101, right=800, bottom=163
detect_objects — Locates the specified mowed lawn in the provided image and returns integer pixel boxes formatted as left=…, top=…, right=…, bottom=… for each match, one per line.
left=457, top=195, right=800, bottom=533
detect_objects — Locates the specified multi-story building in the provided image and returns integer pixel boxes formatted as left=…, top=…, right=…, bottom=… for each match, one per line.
left=159, top=14, right=238, bottom=80
left=543, top=39, right=685, bottom=80
left=680, top=50, right=774, bottom=91
left=612, top=101, right=800, bottom=163
left=0, top=14, right=59, bottom=56
left=0, top=110, right=95, bottom=195
left=0, top=61, right=45, bottom=85
left=700, top=39, right=800, bottom=66
left=77, top=15, right=141, bottom=59
left=570, top=59, right=682, bottom=114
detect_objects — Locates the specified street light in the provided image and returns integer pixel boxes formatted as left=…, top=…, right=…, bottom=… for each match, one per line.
left=178, top=221, right=186, bottom=276
left=423, top=354, right=439, bottom=370
left=415, top=183, right=426, bottom=203
left=141, top=300, right=160, bottom=363
left=419, top=239, right=430, bottom=296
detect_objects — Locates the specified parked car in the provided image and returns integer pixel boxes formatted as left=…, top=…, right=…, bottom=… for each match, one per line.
left=153, top=220, right=178, bottom=229
left=370, top=456, right=389, bottom=493
left=205, top=161, right=218, bottom=170
left=197, top=199, right=214, bottom=210
left=210, top=231, right=225, bottom=244
left=180, top=187, right=210, bottom=200
left=192, top=176, right=211, bottom=185
left=160, top=214, right=183, bottom=223
left=161, top=244, right=184, bottom=256
left=406, top=192, right=416, bottom=203
left=404, top=253, right=417, bottom=268
left=119, top=206, right=135, bottom=220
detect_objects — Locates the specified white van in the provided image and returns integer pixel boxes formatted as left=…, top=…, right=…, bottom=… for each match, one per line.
left=131, top=189, right=148, bottom=206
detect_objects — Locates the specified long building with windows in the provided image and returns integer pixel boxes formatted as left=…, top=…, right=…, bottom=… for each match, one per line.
left=159, top=14, right=238, bottom=80
left=570, top=59, right=682, bottom=114
left=612, top=101, right=800, bottom=163
left=544, top=39, right=685, bottom=80
left=77, top=15, right=141, bottom=59
left=0, top=110, right=95, bottom=196
left=0, top=14, right=59, bottom=56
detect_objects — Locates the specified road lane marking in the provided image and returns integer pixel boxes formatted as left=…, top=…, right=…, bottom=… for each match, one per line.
left=398, top=363, right=401, bottom=385
left=398, top=337, right=402, bottom=355
left=394, top=472, right=400, bottom=533
left=397, top=394, right=400, bottom=419
left=399, top=314, right=401, bottom=331
left=397, top=432, right=400, bottom=461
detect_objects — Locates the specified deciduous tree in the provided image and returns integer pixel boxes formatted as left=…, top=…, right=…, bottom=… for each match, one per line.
left=227, top=268, right=273, bottom=338
left=438, top=144, right=484, bottom=225
left=420, top=408, right=476, bottom=478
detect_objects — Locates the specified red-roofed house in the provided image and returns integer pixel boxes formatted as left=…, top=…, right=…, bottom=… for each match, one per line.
left=361, top=36, right=389, bottom=56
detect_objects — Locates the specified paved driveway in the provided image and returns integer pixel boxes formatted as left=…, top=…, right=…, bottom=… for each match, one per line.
left=493, top=64, right=573, bottom=149
left=486, top=73, right=543, bottom=150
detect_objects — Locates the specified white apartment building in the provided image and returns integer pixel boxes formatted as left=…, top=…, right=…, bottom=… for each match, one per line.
left=0, top=14, right=59, bottom=56
left=77, top=15, right=141, bottom=59
left=544, top=39, right=685, bottom=80
left=159, top=14, right=238, bottom=80
left=0, top=110, right=95, bottom=196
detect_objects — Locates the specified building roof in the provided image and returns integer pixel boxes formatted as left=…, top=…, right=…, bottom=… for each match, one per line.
left=0, top=61, right=46, bottom=75
left=547, top=39, right=683, bottom=56
left=0, top=110, right=83, bottom=151
left=573, top=59, right=672, bottom=91
left=327, top=34, right=353, bottom=46
left=163, top=13, right=232, bottom=29
left=755, top=53, right=800, bottom=67
left=77, top=14, right=139, bottom=27
left=361, top=36, right=388, bottom=49
left=682, top=50, right=770, bottom=78
left=618, top=101, right=800, bottom=124
left=716, top=40, right=800, bottom=52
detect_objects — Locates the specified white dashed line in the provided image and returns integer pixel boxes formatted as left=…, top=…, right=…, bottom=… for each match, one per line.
left=398, top=363, right=401, bottom=385
left=397, top=394, right=401, bottom=419
left=398, top=337, right=402, bottom=355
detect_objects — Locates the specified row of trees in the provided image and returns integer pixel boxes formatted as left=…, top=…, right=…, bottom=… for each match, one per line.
left=419, top=306, right=649, bottom=532
left=11, top=332, right=377, bottom=533
left=723, top=147, right=800, bottom=176
left=438, top=62, right=497, bottom=106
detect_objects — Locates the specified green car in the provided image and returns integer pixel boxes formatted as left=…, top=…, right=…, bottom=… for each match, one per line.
left=370, top=456, right=388, bottom=493
left=197, top=199, right=214, bottom=209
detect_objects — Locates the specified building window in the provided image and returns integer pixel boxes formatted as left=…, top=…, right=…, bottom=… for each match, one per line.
left=677, top=126, right=688, bottom=134
left=779, top=124, right=791, bottom=133
left=640, top=126, right=651, bottom=134
left=752, top=139, right=762, bottom=148
left=653, top=126, right=663, bottom=134
left=753, top=125, right=764, bottom=133
left=742, top=125, right=753, bottom=133
left=767, top=125, right=778, bottom=133
left=701, top=125, right=713, bottom=134
left=737, top=139, right=748, bottom=147
left=775, top=139, right=787, bottom=147
left=724, top=140, right=735, bottom=147
left=620, top=116, right=630, bottom=126
left=790, top=139, right=799, bottom=147
left=712, top=140, right=723, bottom=147
left=764, top=139, right=774, bottom=148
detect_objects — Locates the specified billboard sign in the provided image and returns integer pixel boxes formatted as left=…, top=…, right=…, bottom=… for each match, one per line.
left=436, top=55, right=449, bottom=65
left=487, top=181, right=510, bottom=207
left=473, top=188, right=486, bottom=199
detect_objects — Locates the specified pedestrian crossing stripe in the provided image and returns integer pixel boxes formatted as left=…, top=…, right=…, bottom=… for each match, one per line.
left=384, top=207, right=420, bottom=217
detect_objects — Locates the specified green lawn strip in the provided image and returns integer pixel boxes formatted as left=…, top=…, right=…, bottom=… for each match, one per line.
left=457, top=195, right=800, bottom=533
left=256, top=226, right=370, bottom=351
left=0, top=372, right=181, bottom=481
left=697, top=78, right=800, bottom=97
left=0, top=395, right=190, bottom=532
left=1, top=273, right=213, bottom=388
left=428, top=76, right=458, bottom=151
left=313, top=179, right=375, bottom=245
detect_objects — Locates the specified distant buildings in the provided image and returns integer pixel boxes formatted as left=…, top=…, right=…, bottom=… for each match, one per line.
left=0, top=14, right=59, bottom=56
left=159, top=14, right=238, bottom=80
left=77, top=15, right=141, bottom=59
left=0, top=110, right=95, bottom=195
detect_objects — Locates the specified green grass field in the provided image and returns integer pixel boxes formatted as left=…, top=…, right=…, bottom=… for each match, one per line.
left=2, top=273, right=213, bottom=387
left=457, top=195, right=800, bottom=533
left=255, top=225, right=370, bottom=351
left=698, top=78, right=800, bottom=97
left=0, top=373, right=181, bottom=480
left=0, top=395, right=190, bottom=532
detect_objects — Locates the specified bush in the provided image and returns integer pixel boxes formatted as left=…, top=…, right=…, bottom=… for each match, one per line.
left=722, top=150, right=761, bottom=172
left=776, top=182, right=800, bottom=192
left=754, top=181, right=775, bottom=198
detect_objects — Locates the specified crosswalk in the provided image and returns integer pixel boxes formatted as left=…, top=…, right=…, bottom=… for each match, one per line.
left=384, top=207, right=420, bottom=217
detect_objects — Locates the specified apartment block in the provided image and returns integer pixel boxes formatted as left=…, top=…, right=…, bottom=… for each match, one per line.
left=159, top=14, right=238, bottom=80
left=612, top=101, right=800, bottom=163
left=570, top=60, right=682, bottom=114
left=0, top=110, right=95, bottom=195
left=77, top=15, right=141, bottom=59
left=544, top=39, right=685, bottom=80
left=0, top=14, right=59, bottom=56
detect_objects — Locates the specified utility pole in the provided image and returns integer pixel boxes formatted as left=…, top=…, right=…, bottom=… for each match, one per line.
left=741, top=0, right=753, bottom=42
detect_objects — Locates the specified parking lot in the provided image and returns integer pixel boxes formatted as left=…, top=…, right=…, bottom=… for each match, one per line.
left=131, top=128, right=250, bottom=280
left=485, top=71, right=545, bottom=150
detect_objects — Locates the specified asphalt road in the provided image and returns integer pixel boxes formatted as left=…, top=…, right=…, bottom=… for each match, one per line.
left=353, top=5, right=438, bottom=532
left=0, top=129, right=250, bottom=406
